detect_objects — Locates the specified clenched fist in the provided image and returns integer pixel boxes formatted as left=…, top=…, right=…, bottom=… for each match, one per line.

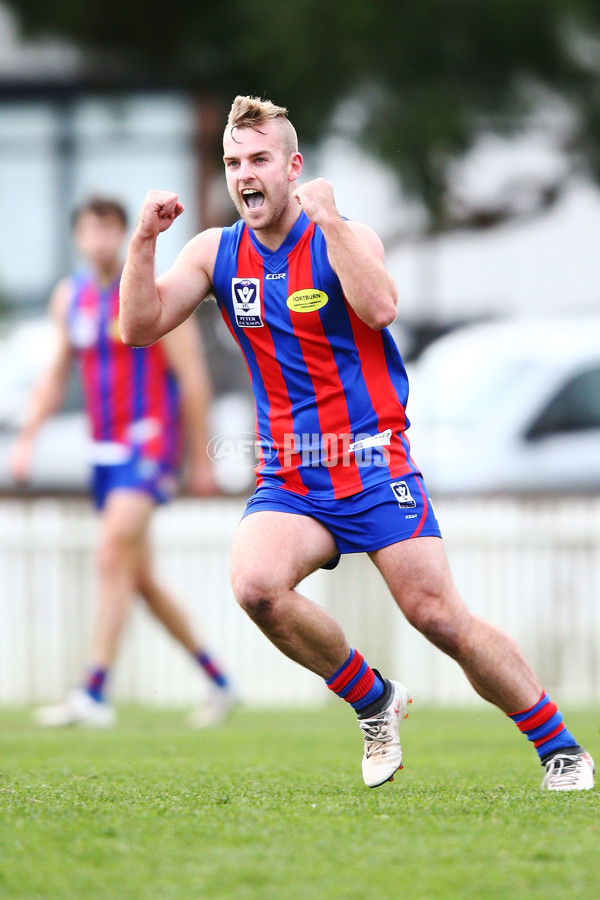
left=135, top=190, right=185, bottom=239
left=292, top=178, right=340, bottom=228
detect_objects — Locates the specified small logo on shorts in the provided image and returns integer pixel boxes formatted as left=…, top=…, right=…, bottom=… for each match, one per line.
left=137, top=458, right=159, bottom=480
left=390, top=480, right=416, bottom=508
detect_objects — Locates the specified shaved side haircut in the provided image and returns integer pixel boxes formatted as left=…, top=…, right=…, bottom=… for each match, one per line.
left=225, top=95, right=298, bottom=158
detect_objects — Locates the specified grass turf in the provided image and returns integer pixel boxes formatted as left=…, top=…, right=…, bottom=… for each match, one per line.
left=0, top=704, right=598, bottom=899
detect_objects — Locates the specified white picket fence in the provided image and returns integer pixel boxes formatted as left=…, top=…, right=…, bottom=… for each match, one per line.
left=1, top=495, right=599, bottom=708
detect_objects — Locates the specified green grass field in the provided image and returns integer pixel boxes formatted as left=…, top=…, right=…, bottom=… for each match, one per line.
left=0, top=704, right=598, bottom=900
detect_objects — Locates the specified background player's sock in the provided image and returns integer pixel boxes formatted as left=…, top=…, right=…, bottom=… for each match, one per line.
left=84, top=666, right=109, bottom=703
left=194, top=650, right=229, bottom=689
left=508, top=691, right=581, bottom=761
left=325, top=648, right=386, bottom=713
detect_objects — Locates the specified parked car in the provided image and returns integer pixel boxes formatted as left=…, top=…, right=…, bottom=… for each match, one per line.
left=406, top=317, right=600, bottom=494
left=0, top=317, right=89, bottom=492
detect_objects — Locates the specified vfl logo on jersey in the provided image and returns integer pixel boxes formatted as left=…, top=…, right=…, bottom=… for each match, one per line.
left=69, top=308, right=98, bottom=349
left=232, top=278, right=263, bottom=328
left=287, top=289, right=328, bottom=313
left=390, top=480, right=417, bottom=508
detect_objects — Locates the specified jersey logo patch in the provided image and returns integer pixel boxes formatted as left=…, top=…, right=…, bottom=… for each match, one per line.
left=390, top=480, right=417, bottom=508
left=109, top=316, right=122, bottom=341
left=232, top=278, right=263, bottom=327
left=349, top=429, right=392, bottom=453
left=70, top=309, right=98, bottom=348
left=287, top=289, right=328, bottom=313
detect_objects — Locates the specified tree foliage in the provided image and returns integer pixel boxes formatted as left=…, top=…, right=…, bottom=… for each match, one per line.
left=7, top=0, right=600, bottom=233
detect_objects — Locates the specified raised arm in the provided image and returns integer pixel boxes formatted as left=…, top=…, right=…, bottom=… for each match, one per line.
left=293, top=178, right=397, bottom=330
left=119, top=190, right=221, bottom=347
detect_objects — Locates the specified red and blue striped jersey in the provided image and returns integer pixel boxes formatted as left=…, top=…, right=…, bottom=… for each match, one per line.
left=66, top=270, right=181, bottom=466
left=212, top=212, right=416, bottom=499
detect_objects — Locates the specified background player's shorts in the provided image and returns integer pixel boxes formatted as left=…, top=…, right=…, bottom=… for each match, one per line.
left=241, top=472, right=441, bottom=567
left=91, top=456, right=179, bottom=510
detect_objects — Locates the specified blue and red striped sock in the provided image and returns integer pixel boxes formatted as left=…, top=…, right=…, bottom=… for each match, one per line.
left=195, top=650, right=229, bottom=689
left=325, top=648, right=386, bottom=713
left=508, top=691, right=580, bottom=761
left=84, top=667, right=108, bottom=703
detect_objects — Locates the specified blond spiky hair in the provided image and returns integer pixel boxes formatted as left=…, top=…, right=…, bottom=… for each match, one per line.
left=225, top=95, right=298, bottom=156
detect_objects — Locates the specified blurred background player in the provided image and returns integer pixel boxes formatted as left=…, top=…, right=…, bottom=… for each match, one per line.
left=10, top=196, right=234, bottom=728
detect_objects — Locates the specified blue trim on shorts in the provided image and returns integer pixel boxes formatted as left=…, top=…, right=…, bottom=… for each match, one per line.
left=91, top=456, right=178, bottom=510
left=241, top=472, right=442, bottom=557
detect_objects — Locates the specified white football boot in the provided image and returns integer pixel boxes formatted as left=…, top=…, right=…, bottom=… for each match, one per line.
left=187, top=685, right=237, bottom=728
left=358, top=680, right=412, bottom=788
left=34, top=688, right=116, bottom=728
left=541, top=750, right=595, bottom=791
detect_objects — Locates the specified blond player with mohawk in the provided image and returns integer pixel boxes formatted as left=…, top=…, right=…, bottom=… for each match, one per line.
left=119, top=96, right=594, bottom=790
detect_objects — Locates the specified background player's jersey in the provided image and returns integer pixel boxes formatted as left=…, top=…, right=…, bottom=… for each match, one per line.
left=66, top=270, right=181, bottom=468
left=212, top=212, right=418, bottom=500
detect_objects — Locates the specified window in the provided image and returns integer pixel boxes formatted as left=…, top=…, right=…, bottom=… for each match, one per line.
left=412, top=355, right=534, bottom=427
left=526, top=367, right=600, bottom=440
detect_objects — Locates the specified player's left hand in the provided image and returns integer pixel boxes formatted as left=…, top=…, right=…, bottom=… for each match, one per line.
left=292, top=178, right=340, bottom=227
left=8, top=434, right=34, bottom=484
left=185, top=459, right=219, bottom=497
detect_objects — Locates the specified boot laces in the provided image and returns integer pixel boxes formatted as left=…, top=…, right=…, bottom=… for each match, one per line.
left=545, top=753, right=586, bottom=788
left=359, top=709, right=392, bottom=758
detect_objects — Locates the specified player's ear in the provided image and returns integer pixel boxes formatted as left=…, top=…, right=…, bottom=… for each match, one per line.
left=288, top=152, right=303, bottom=183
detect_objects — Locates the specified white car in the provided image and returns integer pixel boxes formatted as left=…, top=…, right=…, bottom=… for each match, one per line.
left=0, top=317, right=89, bottom=492
left=406, top=317, right=600, bottom=494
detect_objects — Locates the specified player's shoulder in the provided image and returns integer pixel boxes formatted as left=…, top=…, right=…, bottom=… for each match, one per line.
left=186, top=226, right=223, bottom=255
left=176, top=226, right=223, bottom=272
left=312, top=215, right=382, bottom=248
left=343, top=218, right=382, bottom=241
left=341, top=218, right=385, bottom=258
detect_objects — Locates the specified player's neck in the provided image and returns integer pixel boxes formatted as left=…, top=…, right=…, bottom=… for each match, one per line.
left=250, top=204, right=302, bottom=252
left=92, top=259, right=122, bottom=287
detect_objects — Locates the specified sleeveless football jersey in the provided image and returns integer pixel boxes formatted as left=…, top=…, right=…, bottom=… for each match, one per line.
left=66, top=270, right=181, bottom=466
left=212, top=211, right=417, bottom=499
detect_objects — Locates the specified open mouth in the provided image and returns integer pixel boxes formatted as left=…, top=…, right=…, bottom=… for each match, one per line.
left=242, top=189, right=265, bottom=210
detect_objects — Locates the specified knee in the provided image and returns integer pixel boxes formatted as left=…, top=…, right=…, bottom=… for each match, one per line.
left=405, top=591, right=471, bottom=660
left=231, top=567, right=280, bottom=629
left=97, top=531, right=136, bottom=581
left=97, top=536, right=119, bottom=579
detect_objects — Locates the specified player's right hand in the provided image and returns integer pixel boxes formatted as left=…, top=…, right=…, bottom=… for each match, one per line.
left=135, top=190, right=185, bottom=239
left=8, top=434, right=34, bottom=484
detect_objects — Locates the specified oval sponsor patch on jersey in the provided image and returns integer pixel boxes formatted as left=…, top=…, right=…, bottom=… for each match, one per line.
left=286, top=289, right=328, bottom=313
left=109, top=317, right=122, bottom=341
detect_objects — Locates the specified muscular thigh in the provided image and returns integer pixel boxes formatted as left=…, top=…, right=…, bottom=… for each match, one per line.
left=231, top=511, right=337, bottom=594
left=369, top=535, right=463, bottom=618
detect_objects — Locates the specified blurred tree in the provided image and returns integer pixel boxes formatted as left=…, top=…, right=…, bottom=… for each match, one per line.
left=7, top=0, right=600, bottom=236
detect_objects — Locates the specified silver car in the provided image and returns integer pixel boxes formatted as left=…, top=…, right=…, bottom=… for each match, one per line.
left=0, top=317, right=89, bottom=492
left=406, top=317, right=600, bottom=495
